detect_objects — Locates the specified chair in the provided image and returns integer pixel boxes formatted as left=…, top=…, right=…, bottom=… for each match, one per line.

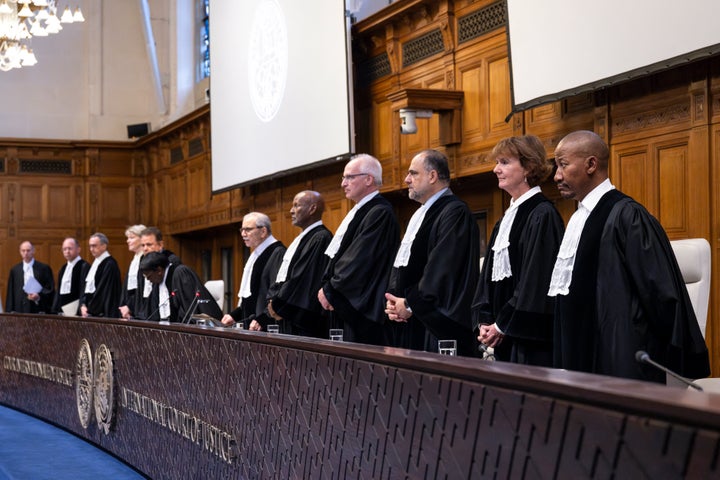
left=670, top=238, right=711, bottom=339
left=204, top=280, right=225, bottom=312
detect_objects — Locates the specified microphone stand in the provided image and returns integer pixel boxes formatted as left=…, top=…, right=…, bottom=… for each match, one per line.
left=635, top=350, right=703, bottom=391
left=147, top=289, right=176, bottom=323
left=181, top=291, right=201, bottom=324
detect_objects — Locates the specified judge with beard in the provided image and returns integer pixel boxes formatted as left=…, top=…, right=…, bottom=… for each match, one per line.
left=473, top=136, right=564, bottom=366
left=267, top=190, right=332, bottom=338
left=548, top=130, right=709, bottom=382
left=384, top=149, right=479, bottom=356
left=80, top=233, right=122, bottom=318
left=139, top=252, right=222, bottom=323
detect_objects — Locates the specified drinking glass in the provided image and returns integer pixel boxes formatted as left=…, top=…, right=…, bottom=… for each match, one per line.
left=438, top=339, right=457, bottom=356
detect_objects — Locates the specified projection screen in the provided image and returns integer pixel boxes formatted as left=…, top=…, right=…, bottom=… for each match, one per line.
left=209, top=0, right=354, bottom=192
left=506, top=0, right=720, bottom=112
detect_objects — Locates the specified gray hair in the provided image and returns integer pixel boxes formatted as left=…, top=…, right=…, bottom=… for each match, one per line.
left=90, top=232, right=109, bottom=245
left=125, top=224, right=147, bottom=237
left=244, top=212, right=272, bottom=234
left=351, top=154, right=383, bottom=186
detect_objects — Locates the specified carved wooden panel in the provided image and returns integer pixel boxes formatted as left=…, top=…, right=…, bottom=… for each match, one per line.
left=657, top=143, right=689, bottom=234
left=18, top=184, right=44, bottom=224
left=488, top=55, right=511, bottom=132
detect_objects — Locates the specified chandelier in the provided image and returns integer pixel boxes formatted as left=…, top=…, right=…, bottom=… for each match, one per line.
left=0, top=0, right=85, bottom=71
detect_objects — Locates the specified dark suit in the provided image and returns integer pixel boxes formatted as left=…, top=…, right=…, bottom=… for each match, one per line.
left=6, top=260, right=55, bottom=314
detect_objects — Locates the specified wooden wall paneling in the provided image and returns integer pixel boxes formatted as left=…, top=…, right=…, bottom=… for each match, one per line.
left=656, top=139, right=692, bottom=236
left=708, top=124, right=720, bottom=375
left=17, top=183, right=44, bottom=225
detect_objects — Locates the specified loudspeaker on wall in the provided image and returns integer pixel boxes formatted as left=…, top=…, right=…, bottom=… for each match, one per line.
left=127, top=122, right=151, bottom=139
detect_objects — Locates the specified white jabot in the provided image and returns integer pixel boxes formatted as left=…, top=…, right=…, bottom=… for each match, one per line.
left=238, top=235, right=278, bottom=306
left=159, top=266, right=171, bottom=320
left=394, top=188, right=448, bottom=268
left=23, top=260, right=35, bottom=286
left=276, top=221, right=322, bottom=282
left=60, top=257, right=82, bottom=295
left=324, top=190, right=379, bottom=259
left=491, top=186, right=541, bottom=281
left=143, top=268, right=153, bottom=298
left=127, top=252, right=143, bottom=290
left=548, top=179, right=615, bottom=296
left=85, top=251, right=110, bottom=294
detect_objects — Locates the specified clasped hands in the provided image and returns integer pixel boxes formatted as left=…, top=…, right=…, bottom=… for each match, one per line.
left=384, top=293, right=412, bottom=322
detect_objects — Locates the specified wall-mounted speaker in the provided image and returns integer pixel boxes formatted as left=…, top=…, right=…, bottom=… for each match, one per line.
left=127, top=122, right=151, bottom=139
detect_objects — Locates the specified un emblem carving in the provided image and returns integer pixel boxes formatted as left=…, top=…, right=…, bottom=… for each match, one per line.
left=75, top=340, right=115, bottom=434
left=94, top=344, right=115, bottom=434
left=75, top=339, right=93, bottom=429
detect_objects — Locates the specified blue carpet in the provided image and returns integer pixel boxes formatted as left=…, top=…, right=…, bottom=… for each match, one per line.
left=0, top=405, right=145, bottom=480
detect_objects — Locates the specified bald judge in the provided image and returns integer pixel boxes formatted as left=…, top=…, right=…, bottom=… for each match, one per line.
left=267, top=190, right=333, bottom=338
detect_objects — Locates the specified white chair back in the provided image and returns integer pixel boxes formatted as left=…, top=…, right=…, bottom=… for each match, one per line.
left=670, top=238, right=711, bottom=338
left=204, top=280, right=225, bottom=312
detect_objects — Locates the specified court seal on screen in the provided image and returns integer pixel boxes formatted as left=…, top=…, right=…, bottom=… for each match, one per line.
left=247, top=0, right=288, bottom=122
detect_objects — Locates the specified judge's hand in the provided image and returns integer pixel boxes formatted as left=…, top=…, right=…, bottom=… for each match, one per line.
left=267, top=300, right=282, bottom=321
left=220, top=314, right=236, bottom=326
left=478, top=323, right=503, bottom=348
left=27, top=292, right=40, bottom=302
left=119, top=305, right=132, bottom=319
left=318, top=288, right=333, bottom=311
left=384, top=293, right=411, bottom=322
left=249, top=319, right=262, bottom=331
left=80, top=305, right=89, bottom=318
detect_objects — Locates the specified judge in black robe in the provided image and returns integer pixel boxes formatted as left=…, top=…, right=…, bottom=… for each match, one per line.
left=222, top=212, right=285, bottom=330
left=80, top=233, right=122, bottom=318
left=267, top=191, right=333, bottom=338
left=549, top=130, right=709, bottom=382
left=5, top=242, right=55, bottom=314
left=472, top=135, right=564, bottom=366
left=385, top=150, right=479, bottom=357
left=319, top=155, right=399, bottom=346
left=52, top=238, right=90, bottom=315
left=134, top=248, right=182, bottom=320
left=140, top=252, right=223, bottom=322
left=473, top=195, right=563, bottom=364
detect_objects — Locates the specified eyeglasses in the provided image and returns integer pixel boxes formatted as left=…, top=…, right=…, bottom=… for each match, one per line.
left=240, top=226, right=261, bottom=233
left=341, top=173, right=370, bottom=182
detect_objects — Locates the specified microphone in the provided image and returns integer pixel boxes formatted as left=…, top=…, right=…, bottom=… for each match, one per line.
left=478, top=343, right=495, bottom=360
left=635, top=350, right=703, bottom=391
left=181, top=291, right=201, bottom=324
left=147, top=289, right=177, bottom=322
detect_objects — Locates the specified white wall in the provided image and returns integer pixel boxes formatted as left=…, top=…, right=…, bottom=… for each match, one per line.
left=0, top=0, right=197, bottom=141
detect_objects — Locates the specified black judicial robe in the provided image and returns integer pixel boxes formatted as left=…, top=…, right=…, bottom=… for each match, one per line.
left=134, top=250, right=182, bottom=320
left=5, top=261, right=55, bottom=314
left=229, top=241, right=286, bottom=329
left=554, top=190, right=710, bottom=382
left=472, top=193, right=564, bottom=365
left=267, top=225, right=332, bottom=338
left=145, top=263, right=223, bottom=323
left=81, top=256, right=122, bottom=318
left=52, top=259, right=90, bottom=315
left=321, top=195, right=400, bottom=330
left=387, top=191, right=479, bottom=357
